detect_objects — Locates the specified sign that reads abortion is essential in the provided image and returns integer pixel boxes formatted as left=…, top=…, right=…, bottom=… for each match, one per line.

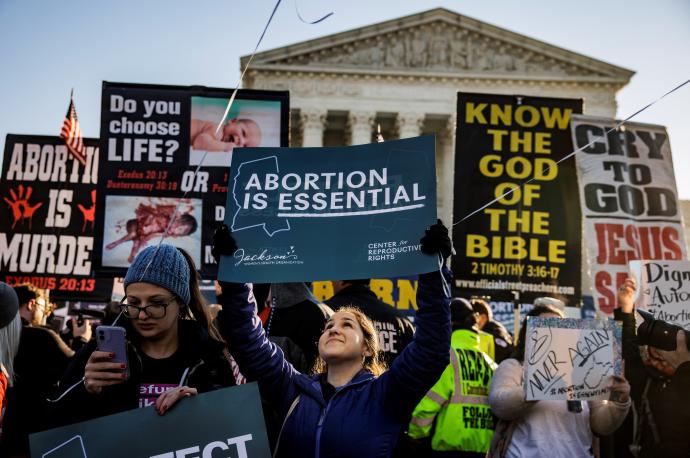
left=30, top=383, right=270, bottom=458
left=523, top=317, right=622, bottom=401
left=218, top=136, right=438, bottom=282
left=631, top=260, right=690, bottom=330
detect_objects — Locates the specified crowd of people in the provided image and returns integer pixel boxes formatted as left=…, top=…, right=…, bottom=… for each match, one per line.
left=0, top=221, right=689, bottom=458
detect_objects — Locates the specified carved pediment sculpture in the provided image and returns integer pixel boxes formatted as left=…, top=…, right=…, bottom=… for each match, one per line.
left=245, top=8, right=634, bottom=83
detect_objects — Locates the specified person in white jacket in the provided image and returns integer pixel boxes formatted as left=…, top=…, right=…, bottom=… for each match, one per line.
left=488, top=304, right=631, bottom=458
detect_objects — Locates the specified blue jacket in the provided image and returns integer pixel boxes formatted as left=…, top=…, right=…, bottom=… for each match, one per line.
left=217, top=268, right=451, bottom=458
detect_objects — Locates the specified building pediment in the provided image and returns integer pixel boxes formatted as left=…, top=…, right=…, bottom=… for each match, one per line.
left=244, top=8, right=634, bottom=83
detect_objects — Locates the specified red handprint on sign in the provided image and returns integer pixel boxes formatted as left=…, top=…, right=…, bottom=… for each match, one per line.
left=77, top=189, right=96, bottom=232
left=3, top=184, right=43, bottom=229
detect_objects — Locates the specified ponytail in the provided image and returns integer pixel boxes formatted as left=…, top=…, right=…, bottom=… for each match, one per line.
left=176, top=248, right=223, bottom=342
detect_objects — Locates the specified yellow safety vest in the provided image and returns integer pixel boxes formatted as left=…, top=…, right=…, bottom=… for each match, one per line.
left=409, top=329, right=497, bottom=453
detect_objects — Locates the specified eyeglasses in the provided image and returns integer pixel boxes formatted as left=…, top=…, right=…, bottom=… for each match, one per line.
left=119, top=297, right=176, bottom=319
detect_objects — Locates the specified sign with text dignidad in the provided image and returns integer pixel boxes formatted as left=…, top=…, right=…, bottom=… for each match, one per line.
left=30, top=383, right=270, bottom=458
left=218, top=136, right=438, bottom=282
left=631, top=260, right=690, bottom=330
left=523, top=317, right=622, bottom=401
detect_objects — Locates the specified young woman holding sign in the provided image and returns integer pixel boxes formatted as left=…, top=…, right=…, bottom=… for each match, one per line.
left=212, top=221, right=452, bottom=458
left=51, top=244, right=234, bottom=426
left=488, top=304, right=631, bottom=458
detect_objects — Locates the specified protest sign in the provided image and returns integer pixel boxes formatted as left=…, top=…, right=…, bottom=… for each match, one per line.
left=523, top=317, right=622, bottom=401
left=217, top=136, right=438, bottom=282
left=30, top=383, right=270, bottom=458
left=313, top=276, right=419, bottom=316
left=93, top=82, right=289, bottom=277
left=630, top=260, right=690, bottom=329
left=452, top=93, right=583, bottom=304
left=571, top=116, right=686, bottom=314
left=0, top=135, right=112, bottom=301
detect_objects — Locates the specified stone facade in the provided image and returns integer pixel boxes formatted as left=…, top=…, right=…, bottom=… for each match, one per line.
left=242, top=8, right=634, bottom=229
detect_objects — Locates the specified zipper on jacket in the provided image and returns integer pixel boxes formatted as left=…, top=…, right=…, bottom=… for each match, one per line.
left=312, top=377, right=372, bottom=458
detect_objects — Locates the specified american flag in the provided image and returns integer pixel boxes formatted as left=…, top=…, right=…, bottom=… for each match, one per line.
left=60, top=92, right=86, bottom=166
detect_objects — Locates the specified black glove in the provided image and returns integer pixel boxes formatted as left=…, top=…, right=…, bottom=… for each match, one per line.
left=420, top=219, right=453, bottom=262
left=211, top=224, right=238, bottom=263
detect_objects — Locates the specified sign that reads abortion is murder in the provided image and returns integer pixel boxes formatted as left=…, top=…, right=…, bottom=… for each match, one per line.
left=94, top=82, right=289, bottom=278
left=218, top=136, right=438, bottom=283
left=524, top=317, right=622, bottom=401
left=452, top=93, right=583, bottom=304
left=631, top=260, right=690, bottom=329
left=30, top=383, right=270, bottom=458
left=0, top=135, right=112, bottom=301
left=571, top=116, right=685, bottom=315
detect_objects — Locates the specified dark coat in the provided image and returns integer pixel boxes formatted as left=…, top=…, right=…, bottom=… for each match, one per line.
left=603, top=309, right=690, bottom=458
left=482, top=319, right=513, bottom=364
left=1, top=321, right=74, bottom=456
left=47, top=319, right=234, bottom=429
left=217, top=268, right=451, bottom=458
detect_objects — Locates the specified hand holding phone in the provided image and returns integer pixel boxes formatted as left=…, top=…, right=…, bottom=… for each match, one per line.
left=84, top=326, right=129, bottom=394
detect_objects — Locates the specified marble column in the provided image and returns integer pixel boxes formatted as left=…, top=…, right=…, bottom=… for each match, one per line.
left=396, top=112, right=425, bottom=139
left=300, top=107, right=327, bottom=147
left=347, top=110, right=376, bottom=145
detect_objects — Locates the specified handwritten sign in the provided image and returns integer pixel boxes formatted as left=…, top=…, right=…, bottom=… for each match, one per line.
left=630, top=260, right=690, bottom=330
left=523, top=317, right=622, bottom=401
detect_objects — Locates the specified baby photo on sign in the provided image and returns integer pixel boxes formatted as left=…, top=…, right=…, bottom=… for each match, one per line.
left=188, top=96, right=282, bottom=167
left=102, top=196, right=202, bottom=268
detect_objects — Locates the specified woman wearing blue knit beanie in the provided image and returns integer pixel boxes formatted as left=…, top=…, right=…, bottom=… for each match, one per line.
left=50, top=244, right=234, bottom=426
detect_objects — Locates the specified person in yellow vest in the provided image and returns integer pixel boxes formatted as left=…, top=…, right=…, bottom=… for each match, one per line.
left=409, top=297, right=497, bottom=457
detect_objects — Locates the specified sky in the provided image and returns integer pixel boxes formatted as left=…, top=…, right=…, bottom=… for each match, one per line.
left=1, top=0, right=689, bottom=200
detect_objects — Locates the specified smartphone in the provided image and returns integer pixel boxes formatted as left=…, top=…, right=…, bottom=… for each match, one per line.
left=96, top=325, right=129, bottom=379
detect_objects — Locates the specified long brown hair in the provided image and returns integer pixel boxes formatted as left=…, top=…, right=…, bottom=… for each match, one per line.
left=176, top=248, right=223, bottom=342
left=312, top=306, right=387, bottom=376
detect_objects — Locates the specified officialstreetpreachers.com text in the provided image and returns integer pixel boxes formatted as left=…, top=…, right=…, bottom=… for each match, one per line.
left=455, top=278, right=575, bottom=295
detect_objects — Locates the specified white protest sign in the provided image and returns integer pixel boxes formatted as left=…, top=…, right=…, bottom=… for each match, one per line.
left=523, top=317, right=622, bottom=401
left=630, top=260, right=690, bottom=330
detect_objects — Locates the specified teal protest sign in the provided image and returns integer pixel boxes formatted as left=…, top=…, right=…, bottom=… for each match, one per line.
left=217, top=136, right=438, bottom=283
left=30, top=383, right=270, bottom=458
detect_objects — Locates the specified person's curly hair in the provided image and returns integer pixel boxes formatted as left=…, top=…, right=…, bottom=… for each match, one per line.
left=312, top=306, right=387, bottom=376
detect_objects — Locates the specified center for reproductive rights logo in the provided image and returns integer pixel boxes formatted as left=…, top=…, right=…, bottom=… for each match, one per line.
left=230, top=156, right=427, bottom=237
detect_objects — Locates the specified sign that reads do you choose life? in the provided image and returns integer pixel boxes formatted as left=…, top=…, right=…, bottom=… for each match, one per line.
left=218, top=136, right=438, bottom=283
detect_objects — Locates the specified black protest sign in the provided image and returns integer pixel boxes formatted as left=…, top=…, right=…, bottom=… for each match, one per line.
left=94, top=82, right=289, bottom=277
left=452, top=93, right=583, bottom=304
left=0, top=135, right=112, bottom=301
left=30, top=383, right=271, bottom=458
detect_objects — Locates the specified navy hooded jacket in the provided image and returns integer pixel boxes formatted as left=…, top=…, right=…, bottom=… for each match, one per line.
left=217, top=268, right=451, bottom=458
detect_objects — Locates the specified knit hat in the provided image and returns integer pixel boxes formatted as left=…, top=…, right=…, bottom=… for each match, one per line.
left=0, top=282, right=20, bottom=328
left=124, top=245, right=191, bottom=305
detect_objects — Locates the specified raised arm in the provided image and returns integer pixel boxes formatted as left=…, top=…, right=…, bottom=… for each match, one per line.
left=379, top=221, right=452, bottom=417
left=212, top=226, right=300, bottom=415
